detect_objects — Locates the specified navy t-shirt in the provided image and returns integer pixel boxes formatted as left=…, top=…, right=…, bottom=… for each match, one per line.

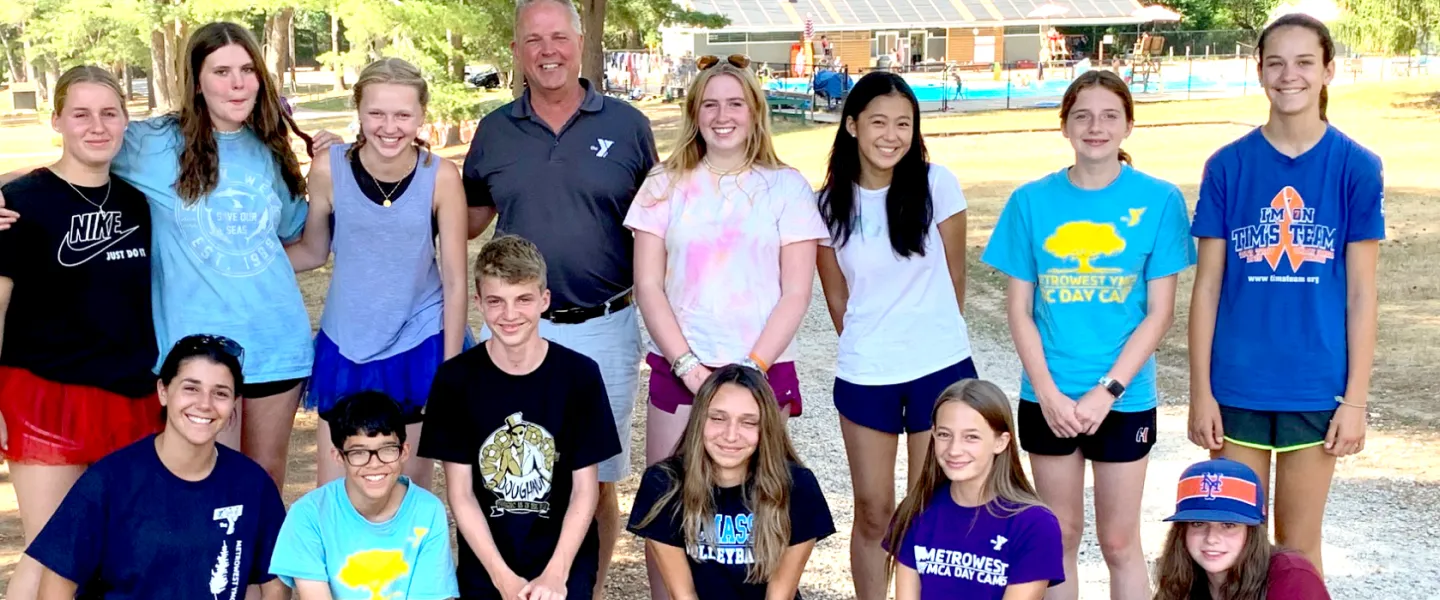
left=1193, top=126, right=1385, bottom=412
left=25, top=435, right=286, bottom=599
left=627, top=459, right=836, bottom=600
left=419, top=342, right=622, bottom=599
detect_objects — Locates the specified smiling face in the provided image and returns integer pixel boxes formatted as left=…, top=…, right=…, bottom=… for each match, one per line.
left=1184, top=521, right=1248, bottom=574
left=845, top=92, right=914, bottom=179
left=337, top=432, right=409, bottom=502
left=478, top=277, right=550, bottom=348
left=513, top=0, right=582, bottom=94
left=52, top=82, right=127, bottom=169
left=932, top=400, right=1009, bottom=486
left=1259, top=26, right=1334, bottom=119
left=198, top=43, right=260, bottom=132
left=1063, top=86, right=1132, bottom=164
left=703, top=383, right=762, bottom=482
left=358, top=82, right=424, bottom=158
left=697, top=74, right=752, bottom=159
left=157, top=358, right=238, bottom=447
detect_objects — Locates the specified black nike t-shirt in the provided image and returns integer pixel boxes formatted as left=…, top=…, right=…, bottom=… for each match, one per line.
left=0, top=168, right=157, bottom=397
left=419, top=341, right=622, bottom=599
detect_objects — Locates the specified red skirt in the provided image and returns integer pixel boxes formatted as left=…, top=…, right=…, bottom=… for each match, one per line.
left=0, top=367, right=161, bottom=465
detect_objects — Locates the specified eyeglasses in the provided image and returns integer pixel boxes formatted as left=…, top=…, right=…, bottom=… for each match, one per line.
left=341, top=445, right=403, bottom=467
left=176, top=334, right=245, bottom=366
left=697, top=54, right=752, bottom=71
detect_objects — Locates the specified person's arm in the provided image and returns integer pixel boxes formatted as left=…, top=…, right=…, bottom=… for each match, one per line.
left=292, top=580, right=335, bottom=600
left=1000, top=581, right=1048, bottom=600
left=1327, top=240, right=1379, bottom=457
left=259, top=579, right=293, bottom=600
left=0, top=179, right=18, bottom=229
left=816, top=246, right=848, bottom=334
left=648, top=541, right=699, bottom=600
left=285, top=157, right=333, bottom=272
left=462, top=129, right=497, bottom=240
left=445, top=462, right=529, bottom=599
left=633, top=230, right=710, bottom=389
left=938, top=211, right=968, bottom=316
left=435, top=162, right=470, bottom=359
left=37, top=569, right=79, bottom=599
left=748, top=240, right=819, bottom=368
left=468, top=206, right=497, bottom=240
left=1187, top=238, right=1227, bottom=450
left=1006, top=278, right=1083, bottom=438
left=1074, top=275, right=1178, bottom=434
left=894, top=563, right=921, bottom=600
left=763, top=540, right=818, bottom=600
left=0, top=277, right=9, bottom=448
left=523, top=465, right=601, bottom=599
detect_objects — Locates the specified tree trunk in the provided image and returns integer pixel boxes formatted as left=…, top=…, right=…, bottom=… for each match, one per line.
left=264, top=10, right=293, bottom=90
left=42, top=57, right=61, bottom=103
left=579, top=0, right=606, bottom=85
left=165, top=19, right=186, bottom=107
left=288, top=12, right=297, bottom=86
left=448, top=30, right=465, bottom=82
left=331, top=10, right=345, bottom=91
left=510, top=68, right=525, bottom=98
left=22, top=38, right=37, bottom=85
left=0, top=27, right=22, bottom=83
left=149, top=28, right=172, bottom=110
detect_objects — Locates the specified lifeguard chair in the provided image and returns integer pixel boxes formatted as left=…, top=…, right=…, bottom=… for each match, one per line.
left=1130, top=34, right=1164, bottom=92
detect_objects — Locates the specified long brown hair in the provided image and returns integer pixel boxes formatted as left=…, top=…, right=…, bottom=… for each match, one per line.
left=347, top=57, right=433, bottom=167
left=54, top=65, right=127, bottom=116
left=1154, top=523, right=1273, bottom=600
left=175, top=22, right=311, bottom=204
left=1060, top=70, right=1135, bottom=165
left=885, top=379, right=1046, bottom=579
left=660, top=61, right=783, bottom=177
left=1257, top=13, right=1335, bottom=122
left=634, top=365, right=802, bottom=583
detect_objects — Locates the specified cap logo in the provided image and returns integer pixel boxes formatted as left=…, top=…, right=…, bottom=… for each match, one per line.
left=1177, top=473, right=1258, bottom=506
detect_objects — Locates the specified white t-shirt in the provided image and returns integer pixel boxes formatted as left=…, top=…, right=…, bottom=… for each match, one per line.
left=821, top=164, right=972, bottom=385
left=626, top=164, right=828, bottom=365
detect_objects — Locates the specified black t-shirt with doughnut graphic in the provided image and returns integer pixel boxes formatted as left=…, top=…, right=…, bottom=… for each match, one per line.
left=0, top=168, right=157, bottom=397
left=419, top=341, right=621, bottom=599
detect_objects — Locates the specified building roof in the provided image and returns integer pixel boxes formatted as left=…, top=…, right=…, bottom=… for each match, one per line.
left=679, top=0, right=1147, bottom=32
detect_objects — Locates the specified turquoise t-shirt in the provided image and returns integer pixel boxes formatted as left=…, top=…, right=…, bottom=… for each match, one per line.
left=982, top=165, right=1196, bottom=411
left=270, top=476, right=459, bottom=599
left=112, top=117, right=312, bottom=383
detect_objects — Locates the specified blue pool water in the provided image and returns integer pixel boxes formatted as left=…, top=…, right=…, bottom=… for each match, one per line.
left=768, top=72, right=1254, bottom=103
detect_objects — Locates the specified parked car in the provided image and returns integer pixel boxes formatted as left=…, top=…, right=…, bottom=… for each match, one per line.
left=466, top=66, right=501, bottom=89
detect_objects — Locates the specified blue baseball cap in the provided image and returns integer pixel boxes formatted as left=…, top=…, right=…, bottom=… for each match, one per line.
left=1162, top=458, right=1266, bottom=526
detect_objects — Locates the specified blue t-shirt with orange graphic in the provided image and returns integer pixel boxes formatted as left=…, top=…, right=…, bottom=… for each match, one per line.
left=982, top=165, right=1196, bottom=412
left=1193, top=126, right=1384, bottom=412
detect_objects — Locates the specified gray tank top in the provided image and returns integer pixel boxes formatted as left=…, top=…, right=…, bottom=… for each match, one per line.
left=318, top=143, right=444, bottom=362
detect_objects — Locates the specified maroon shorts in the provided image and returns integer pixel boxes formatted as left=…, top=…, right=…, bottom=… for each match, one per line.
left=0, top=367, right=161, bottom=465
left=644, top=353, right=803, bottom=416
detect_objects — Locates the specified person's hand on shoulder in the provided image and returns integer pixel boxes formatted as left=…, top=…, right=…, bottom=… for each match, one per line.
left=310, top=130, right=344, bottom=154
left=0, top=188, right=17, bottom=230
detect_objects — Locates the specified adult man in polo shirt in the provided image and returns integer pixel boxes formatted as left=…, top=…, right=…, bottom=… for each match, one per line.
left=464, top=0, right=657, bottom=597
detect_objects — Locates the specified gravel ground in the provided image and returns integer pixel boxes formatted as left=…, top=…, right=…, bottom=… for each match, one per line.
left=611, top=278, right=1440, bottom=599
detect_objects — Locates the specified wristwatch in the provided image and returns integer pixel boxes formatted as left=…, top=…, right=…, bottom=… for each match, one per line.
left=1098, top=376, right=1126, bottom=399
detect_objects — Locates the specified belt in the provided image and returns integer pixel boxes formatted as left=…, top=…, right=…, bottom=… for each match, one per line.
left=541, top=290, right=634, bottom=325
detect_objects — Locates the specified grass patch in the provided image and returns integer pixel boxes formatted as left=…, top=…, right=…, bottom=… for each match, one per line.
left=296, top=94, right=351, bottom=112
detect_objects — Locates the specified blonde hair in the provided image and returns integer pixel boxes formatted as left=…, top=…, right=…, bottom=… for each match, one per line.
left=475, top=234, right=548, bottom=290
left=54, top=65, right=126, bottom=116
left=348, top=57, right=433, bottom=166
left=660, top=62, right=783, bottom=177
left=885, top=379, right=1048, bottom=579
left=634, top=366, right=802, bottom=583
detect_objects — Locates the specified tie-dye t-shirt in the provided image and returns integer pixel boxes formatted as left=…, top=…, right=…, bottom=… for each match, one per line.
left=270, top=476, right=459, bottom=599
left=625, top=165, right=828, bottom=365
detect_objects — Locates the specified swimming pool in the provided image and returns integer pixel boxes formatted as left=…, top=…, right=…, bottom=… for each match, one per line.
left=768, top=72, right=1255, bottom=104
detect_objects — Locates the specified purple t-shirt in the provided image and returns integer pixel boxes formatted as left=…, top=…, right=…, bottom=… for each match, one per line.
left=895, top=494, right=1064, bottom=599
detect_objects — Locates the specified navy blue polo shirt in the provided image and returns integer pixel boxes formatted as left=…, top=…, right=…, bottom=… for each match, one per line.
left=463, top=79, right=657, bottom=310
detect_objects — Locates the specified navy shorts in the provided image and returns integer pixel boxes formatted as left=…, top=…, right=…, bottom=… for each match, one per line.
left=1017, top=400, right=1156, bottom=463
left=1220, top=405, right=1335, bottom=452
left=834, top=359, right=979, bottom=434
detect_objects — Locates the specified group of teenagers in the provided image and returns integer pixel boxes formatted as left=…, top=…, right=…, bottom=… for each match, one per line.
left=0, top=0, right=1379, bottom=597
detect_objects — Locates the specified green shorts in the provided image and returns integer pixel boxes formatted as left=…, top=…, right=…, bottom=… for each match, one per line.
left=1220, top=405, right=1335, bottom=452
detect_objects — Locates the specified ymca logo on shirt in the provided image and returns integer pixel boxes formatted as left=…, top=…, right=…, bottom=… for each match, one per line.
left=56, top=209, right=142, bottom=267
left=176, top=165, right=284, bottom=277
left=690, top=513, right=755, bottom=565
left=911, top=545, right=1010, bottom=586
left=1230, top=186, right=1336, bottom=283
left=591, top=138, right=615, bottom=158
left=209, top=504, right=247, bottom=600
left=1037, top=215, right=1142, bottom=304
left=478, top=412, right=557, bottom=516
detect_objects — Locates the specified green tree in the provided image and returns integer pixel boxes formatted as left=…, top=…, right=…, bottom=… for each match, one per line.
left=1335, top=0, right=1439, bottom=54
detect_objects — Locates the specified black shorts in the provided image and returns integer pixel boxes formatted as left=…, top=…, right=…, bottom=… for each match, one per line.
left=1018, top=400, right=1156, bottom=463
left=1220, top=405, right=1334, bottom=452
left=237, top=377, right=306, bottom=400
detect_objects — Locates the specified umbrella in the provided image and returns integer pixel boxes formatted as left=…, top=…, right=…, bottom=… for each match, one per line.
left=1131, top=4, right=1182, bottom=21
left=1027, top=3, right=1071, bottom=18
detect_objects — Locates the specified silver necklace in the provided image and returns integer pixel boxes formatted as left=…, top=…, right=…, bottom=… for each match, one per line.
left=59, top=174, right=111, bottom=211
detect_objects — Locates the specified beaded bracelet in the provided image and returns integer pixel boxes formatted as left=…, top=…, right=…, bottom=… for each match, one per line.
left=672, top=352, right=701, bottom=378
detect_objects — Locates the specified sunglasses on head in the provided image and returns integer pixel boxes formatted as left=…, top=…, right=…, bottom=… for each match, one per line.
left=177, top=334, right=245, bottom=367
left=697, top=54, right=752, bottom=70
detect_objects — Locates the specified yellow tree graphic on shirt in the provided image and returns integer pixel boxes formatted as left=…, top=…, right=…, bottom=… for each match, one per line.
left=1044, top=221, right=1127, bottom=273
left=337, top=549, right=410, bottom=600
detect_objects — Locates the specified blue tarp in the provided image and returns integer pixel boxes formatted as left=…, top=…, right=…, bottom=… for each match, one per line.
left=813, top=69, right=852, bottom=100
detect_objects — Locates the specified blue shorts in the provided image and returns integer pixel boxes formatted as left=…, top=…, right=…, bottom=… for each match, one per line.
left=834, top=359, right=979, bottom=434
